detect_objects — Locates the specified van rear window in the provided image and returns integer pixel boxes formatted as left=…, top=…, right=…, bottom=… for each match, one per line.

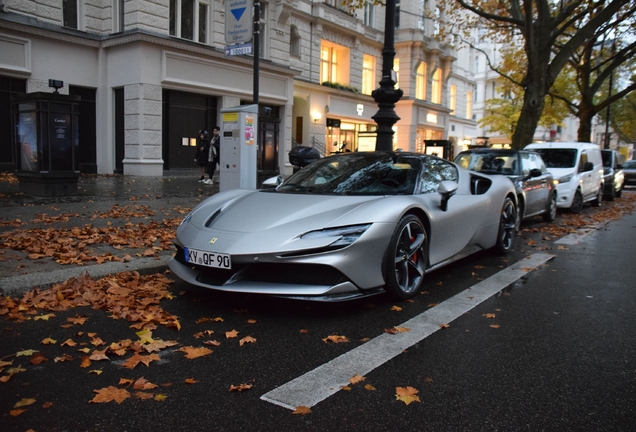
left=535, top=149, right=577, bottom=168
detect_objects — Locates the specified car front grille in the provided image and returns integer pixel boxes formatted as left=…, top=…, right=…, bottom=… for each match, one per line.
left=175, top=245, right=349, bottom=287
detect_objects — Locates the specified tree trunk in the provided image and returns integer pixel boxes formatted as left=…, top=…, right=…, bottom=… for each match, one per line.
left=511, top=79, right=547, bottom=149
left=577, top=101, right=595, bottom=143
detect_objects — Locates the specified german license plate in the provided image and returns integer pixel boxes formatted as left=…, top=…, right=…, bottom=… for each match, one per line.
left=184, top=247, right=231, bottom=269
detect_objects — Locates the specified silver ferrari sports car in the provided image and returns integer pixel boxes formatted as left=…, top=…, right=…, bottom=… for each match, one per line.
left=169, top=152, right=517, bottom=301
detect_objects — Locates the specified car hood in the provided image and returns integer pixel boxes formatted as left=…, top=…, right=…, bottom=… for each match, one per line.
left=189, top=189, right=389, bottom=234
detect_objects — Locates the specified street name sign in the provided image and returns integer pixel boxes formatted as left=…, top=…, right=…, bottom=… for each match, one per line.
left=225, top=0, right=253, bottom=44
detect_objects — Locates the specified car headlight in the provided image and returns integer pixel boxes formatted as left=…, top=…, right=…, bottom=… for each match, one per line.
left=301, top=224, right=371, bottom=247
left=556, top=174, right=573, bottom=184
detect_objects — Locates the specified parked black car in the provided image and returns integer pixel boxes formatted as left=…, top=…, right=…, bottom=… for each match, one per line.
left=601, top=149, right=624, bottom=200
left=455, top=148, right=557, bottom=228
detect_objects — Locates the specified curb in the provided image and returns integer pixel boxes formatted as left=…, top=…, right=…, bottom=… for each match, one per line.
left=0, top=255, right=172, bottom=298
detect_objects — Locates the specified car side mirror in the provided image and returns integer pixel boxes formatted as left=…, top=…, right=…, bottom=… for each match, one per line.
left=583, top=161, right=594, bottom=172
left=261, top=175, right=283, bottom=189
left=438, top=180, right=458, bottom=212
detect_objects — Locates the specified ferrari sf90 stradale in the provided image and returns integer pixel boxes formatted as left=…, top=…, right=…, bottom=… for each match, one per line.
left=169, top=152, right=517, bottom=301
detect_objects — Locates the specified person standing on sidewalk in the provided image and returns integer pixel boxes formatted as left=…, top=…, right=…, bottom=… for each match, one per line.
left=204, top=126, right=220, bottom=185
left=194, top=130, right=210, bottom=182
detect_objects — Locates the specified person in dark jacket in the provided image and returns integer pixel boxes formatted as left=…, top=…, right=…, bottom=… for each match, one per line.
left=203, top=126, right=220, bottom=185
left=194, top=130, right=210, bottom=182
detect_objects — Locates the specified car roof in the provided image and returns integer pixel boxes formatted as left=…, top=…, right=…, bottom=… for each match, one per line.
left=525, top=142, right=600, bottom=150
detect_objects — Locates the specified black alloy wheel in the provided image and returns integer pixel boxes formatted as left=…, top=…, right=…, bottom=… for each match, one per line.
left=495, top=197, right=517, bottom=254
left=384, top=215, right=428, bottom=300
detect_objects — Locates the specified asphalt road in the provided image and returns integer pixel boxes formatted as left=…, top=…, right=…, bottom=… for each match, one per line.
left=1, top=198, right=635, bottom=431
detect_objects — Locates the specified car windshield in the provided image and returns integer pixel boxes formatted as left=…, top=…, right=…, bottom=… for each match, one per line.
left=534, top=149, right=577, bottom=168
left=272, top=152, right=422, bottom=196
left=455, top=152, right=520, bottom=175
left=622, top=160, right=636, bottom=169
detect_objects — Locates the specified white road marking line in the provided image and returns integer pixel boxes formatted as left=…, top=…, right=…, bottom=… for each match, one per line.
left=260, top=252, right=555, bottom=410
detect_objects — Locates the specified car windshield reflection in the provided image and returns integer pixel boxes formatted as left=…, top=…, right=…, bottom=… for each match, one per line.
left=534, top=149, right=577, bottom=168
left=455, top=152, right=520, bottom=175
left=274, top=153, right=422, bottom=196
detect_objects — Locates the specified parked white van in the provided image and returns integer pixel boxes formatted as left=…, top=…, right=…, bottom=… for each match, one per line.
left=524, top=142, right=603, bottom=213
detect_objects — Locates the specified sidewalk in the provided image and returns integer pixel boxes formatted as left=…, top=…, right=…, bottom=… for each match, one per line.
left=0, top=172, right=219, bottom=297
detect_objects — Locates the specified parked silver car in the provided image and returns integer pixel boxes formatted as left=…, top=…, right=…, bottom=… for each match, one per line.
left=455, top=149, right=557, bottom=228
left=170, top=152, right=518, bottom=301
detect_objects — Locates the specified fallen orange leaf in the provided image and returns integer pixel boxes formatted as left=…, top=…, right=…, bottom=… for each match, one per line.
left=179, top=346, right=212, bottom=359
left=90, top=386, right=131, bottom=404
left=396, top=386, right=420, bottom=405
left=292, top=406, right=312, bottom=415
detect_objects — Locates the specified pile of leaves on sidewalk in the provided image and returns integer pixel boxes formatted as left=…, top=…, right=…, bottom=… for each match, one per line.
left=0, top=204, right=188, bottom=268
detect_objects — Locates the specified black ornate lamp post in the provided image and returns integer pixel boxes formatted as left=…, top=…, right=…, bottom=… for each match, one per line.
left=372, top=0, right=403, bottom=151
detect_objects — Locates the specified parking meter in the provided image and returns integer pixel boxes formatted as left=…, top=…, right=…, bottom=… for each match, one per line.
left=219, top=104, right=258, bottom=191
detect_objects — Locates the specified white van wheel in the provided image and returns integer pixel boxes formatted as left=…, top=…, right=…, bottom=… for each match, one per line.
left=570, top=190, right=583, bottom=214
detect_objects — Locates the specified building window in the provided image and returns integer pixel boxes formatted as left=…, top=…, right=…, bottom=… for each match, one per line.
left=394, top=58, right=400, bottom=89
left=466, top=91, right=473, bottom=120
left=434, top=6, right=441, bottom=36
left=169, top=0, right=209, bottom=43
left=364, top=2, right=375, bottom=26
left=395, top=0, right=401, bottom=28
left=290, top=25, right=300, bottom=57
left=362, top=54, right=376, bottom=95
left=431, top=69, right=442, bottom=104
left=449, top=84, right=456, bottom=115
left=416, top=62, right=427, bottom=100
left=63, top=0, right=78, bottom=29
left=321, top=42, right=350, bottom=85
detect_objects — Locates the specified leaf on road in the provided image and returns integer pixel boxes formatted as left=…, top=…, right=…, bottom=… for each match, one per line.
left=184, top=378, right=198, bottom=384
left=483, top=313, right=496, bottom=319
left=121, top=353, right=161, bottom=369
left=61, top=339, right=77, bottom=347
left=41, top=337, right=57, bottom=345
left=34, top=313, right=55, bottom=321
left=80, top=356, right=91, bottom=368
left=390, top=305, right=403, bottom=311
left=239, top=336, right=257, bottom=346
left=322, top=334, right=349, bottom=343
left=490, top=324, right=501, bottom=329
left=292, top=406, right=312, bottom=415
left=179, top=346, right=212, bottom=359
left=14, top=398, right=36, bottom=408
left=30, top=353, right=48, bottom=365
left=89, top=348, right=110, bottom=361
left=133, top=391, right=154, bottom=400
left=136, top=329, right=155, bottom=345
left=54, top=354, right=73, bottom=363
left=203, top=340, right=221, bottom=346
left=90, top=386, right=131, bottom=404
left=67, top=316, right=88, bottom=325
left=225, top=329, right=239, bottom=339
left=133, top=377, right=158, bottom=390
left=364, top=384, right=376, bottom=391
left=247, top=319, right=257, bottom=324
left=229, top=383, right=253, bottom=392
left=9, top=409, right=26, bottom=417
left=154, top=394, right=167, bottom=401
left=89, top=369, right=103, bottom=375
left=385, top=326, right=410, bottom=334
left=16, top=349, right=38, bottom=357
left=439, top=323, right=450, bottom=329
left=349, top=375, right=365, bottom=385
left=396, top=386, right=420, bottom=405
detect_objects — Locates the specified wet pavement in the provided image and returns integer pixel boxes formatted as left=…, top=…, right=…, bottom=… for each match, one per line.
left=0, top=171, right=219, bottom=296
